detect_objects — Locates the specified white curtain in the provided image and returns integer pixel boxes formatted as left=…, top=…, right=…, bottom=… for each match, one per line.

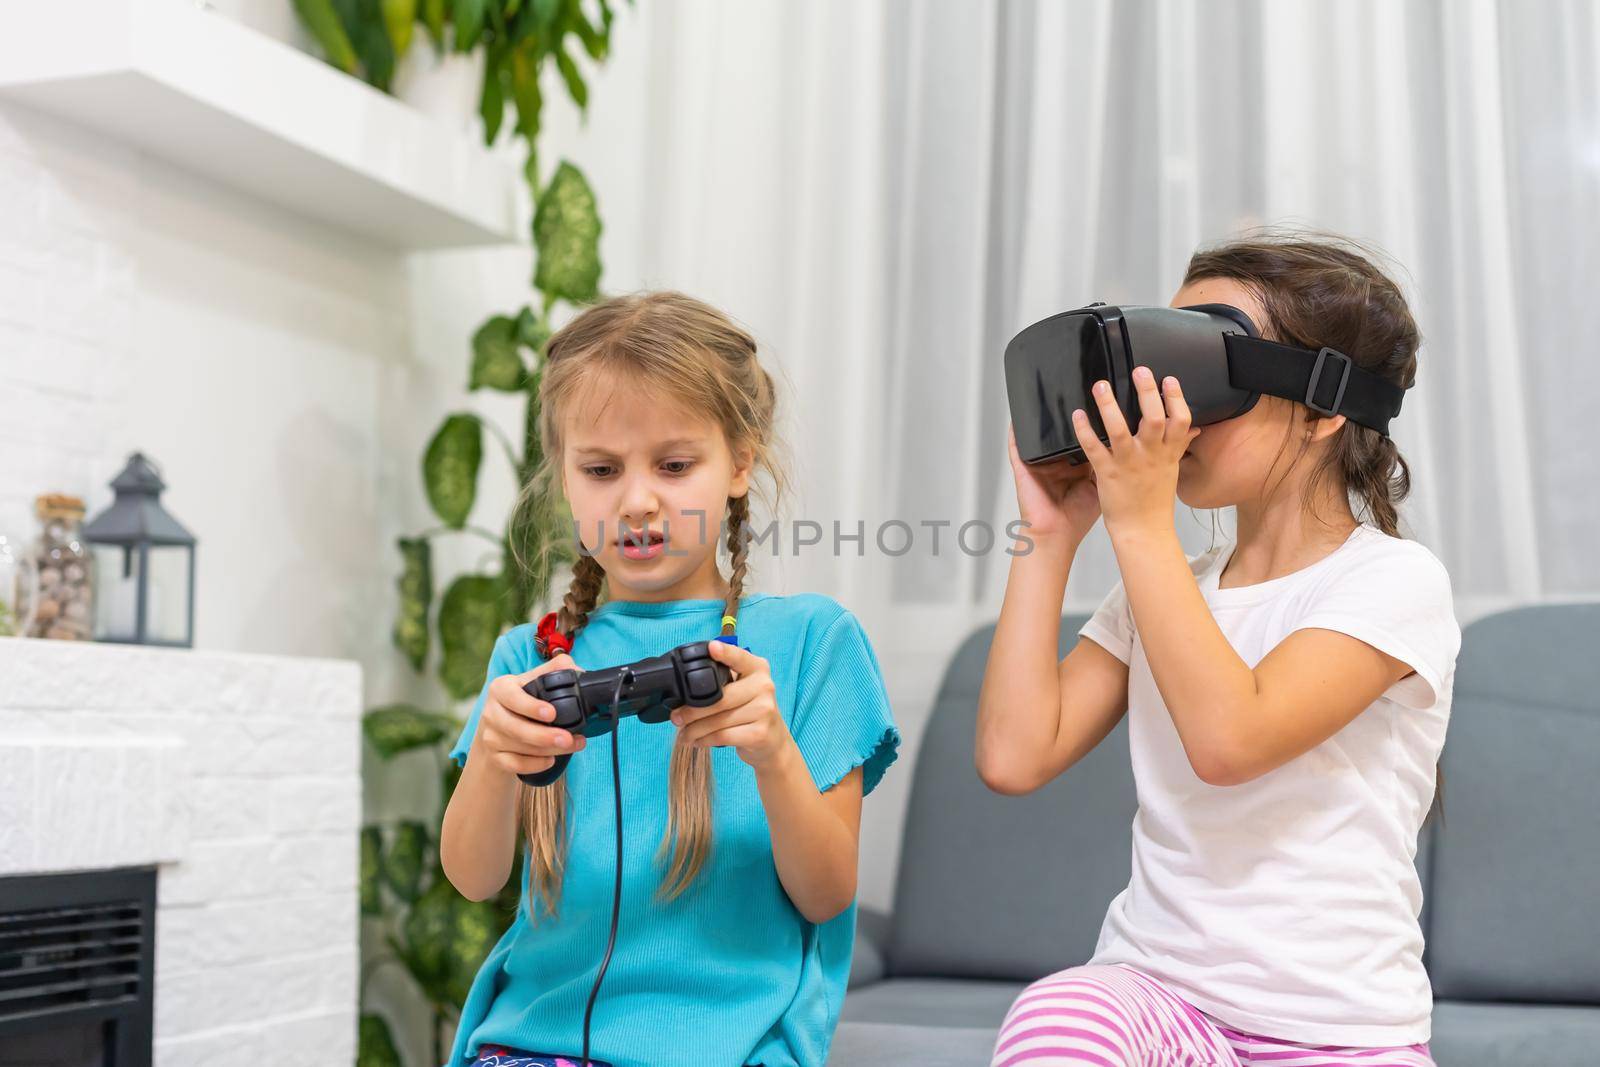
left=537, top=0, right=1600, bottom=905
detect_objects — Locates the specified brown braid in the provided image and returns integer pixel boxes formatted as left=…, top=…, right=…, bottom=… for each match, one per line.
left=1183, top=232, right=1419, bottom=539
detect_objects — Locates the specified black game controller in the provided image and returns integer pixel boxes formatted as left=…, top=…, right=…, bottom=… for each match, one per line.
left=517, top=641, right=733, bottom=786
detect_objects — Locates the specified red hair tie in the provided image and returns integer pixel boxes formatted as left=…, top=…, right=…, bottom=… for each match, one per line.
left=536, top=611, right=573, bottom=656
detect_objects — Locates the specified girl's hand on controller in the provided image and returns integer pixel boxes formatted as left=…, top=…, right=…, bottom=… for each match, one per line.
left=672, top=641, right=795, bottom=770
left=473, top=653, right=588, bottom=780
left=1007, top=422, right=1101, bottom=546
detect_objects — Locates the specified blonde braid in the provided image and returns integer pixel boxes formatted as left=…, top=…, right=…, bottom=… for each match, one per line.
left=722, top=493, right=751, bottom=636
left=550, top=553, right=606, bottom=654
left=521, top=552, right=606, bottom=916
left=655, top=495, right=750, bottom=900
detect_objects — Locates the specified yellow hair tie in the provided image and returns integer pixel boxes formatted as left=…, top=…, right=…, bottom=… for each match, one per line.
left=720, top=614, right=737, bottom=632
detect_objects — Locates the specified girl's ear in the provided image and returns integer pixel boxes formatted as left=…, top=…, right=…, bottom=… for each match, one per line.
left=1308, top=412, right=1348, bottom=443
left=729, top=443, right=755, bottom=497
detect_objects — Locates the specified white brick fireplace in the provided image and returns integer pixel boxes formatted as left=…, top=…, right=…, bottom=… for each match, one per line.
left=0, top=636, right=362, bottom=1064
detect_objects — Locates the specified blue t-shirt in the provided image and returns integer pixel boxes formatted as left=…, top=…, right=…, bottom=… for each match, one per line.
left=444, top=592, right=900, bottom=1067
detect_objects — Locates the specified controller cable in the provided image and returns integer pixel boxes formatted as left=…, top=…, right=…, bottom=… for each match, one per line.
left=580, top=666, right=631, bottom=1067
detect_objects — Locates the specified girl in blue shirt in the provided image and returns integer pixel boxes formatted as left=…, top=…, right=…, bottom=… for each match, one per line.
left=439, top=291, right=900, bottom=1067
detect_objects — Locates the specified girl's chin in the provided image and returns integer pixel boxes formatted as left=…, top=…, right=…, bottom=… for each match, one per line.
left=1177, top=487, right=1237, bottom=512
left=1174, top=475, right=1210, bottom=510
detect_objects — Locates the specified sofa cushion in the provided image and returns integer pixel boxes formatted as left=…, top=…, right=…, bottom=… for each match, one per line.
left=848, top=908, right=891, bottom=989
left=886, top=616, right=1140, bottom=982
left=1424, top=604, right=1600, bottom=1003
left=1429, top=1000, right=1600, bottom=1067
left=833, top=992, right=1600, bottom=1066
left=826, top=1022, right=998, bottom=1066
left=840, top=977, right=1024, bottom=1029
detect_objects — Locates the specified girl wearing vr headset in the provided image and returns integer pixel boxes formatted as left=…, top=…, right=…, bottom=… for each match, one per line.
left=979, top=236, right=1459, bottom=1066
left=438, top=292, right=899, bottom=1067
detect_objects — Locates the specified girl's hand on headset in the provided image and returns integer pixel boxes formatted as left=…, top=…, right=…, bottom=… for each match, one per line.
left=1007, top=423, right=1102, bottom=546
left=1075, top=366, right=1200, bottom=536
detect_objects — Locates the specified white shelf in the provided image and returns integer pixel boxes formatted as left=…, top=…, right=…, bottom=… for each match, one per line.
left=0, top=0, right=523, bottom=250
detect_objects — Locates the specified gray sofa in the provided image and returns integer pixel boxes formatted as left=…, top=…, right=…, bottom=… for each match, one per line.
left=831, top=604, right=1600, bottom=1066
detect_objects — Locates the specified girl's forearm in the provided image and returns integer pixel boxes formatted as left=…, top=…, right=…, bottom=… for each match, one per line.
left=753, top=740, right=859, bottom=924
left=975, top=530, right=1078, bottom=786
left=1109, top=523, right=1258, bottom=779
left=440, top=737, right=523, bottom=902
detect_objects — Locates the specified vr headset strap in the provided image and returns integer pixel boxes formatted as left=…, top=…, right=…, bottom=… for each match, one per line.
left=1224, top=335, right=1408, bottom=437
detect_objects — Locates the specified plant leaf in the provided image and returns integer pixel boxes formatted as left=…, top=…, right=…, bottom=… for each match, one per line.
left=292, top=0, right=360, bottom=73
left=364, top=704, right=461, bottom=759
left=359, top=826, right=383, bottom=916
left=554, top=46, right=588, bottom=112
left=438, top=575, right=504, bottom=699
left=500, top=535, right=533, bottom=628
left=479, top=43, right=507, bottom=145
left=492, top=871, right=523, bottom=924
left=401, top=877, right=506, bottom=1007
left=469, top=314, right=526, bottom=391
left=383, top=820, right=429, bottom=903
left=357, top=1012, right=403, bottom=1067
left=393, top=536, right=432, bottom=672
left=502, top=372, right=554, bottom=626
left=515, top=305, right=550, bottom=354
left=381, top=0, right=416, bottom=55
left=506, top=455, right=573, bottom=628
left=422, top=0, right=447, bottom=49
left=508, top=37, right=545, bottom=144
left=423, top=414, right=483, bottom=528
left=332, top=0, right=397, bottom=91
left=442, top=753, right=464, bottom=801
left=533, top=161, right=602, bottom=304
left=567, top=5, right=609, bottom=61
left=453, top=0, right=486, bottom=51
left=519, top=365, right=558, bottom=467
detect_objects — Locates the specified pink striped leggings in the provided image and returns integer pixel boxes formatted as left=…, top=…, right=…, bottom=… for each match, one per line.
left=990, top=965, right=1435, bottom=1067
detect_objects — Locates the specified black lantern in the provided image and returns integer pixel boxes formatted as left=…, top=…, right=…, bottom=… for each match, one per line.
left=83, top=453, right=196, bottom=647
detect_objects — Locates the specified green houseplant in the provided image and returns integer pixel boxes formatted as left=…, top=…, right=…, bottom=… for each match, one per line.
left=290, top=3, right=622, bottom=1064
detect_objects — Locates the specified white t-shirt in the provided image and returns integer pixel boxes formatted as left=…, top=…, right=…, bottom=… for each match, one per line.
left=1079, top=522, right=1461, bottom=1047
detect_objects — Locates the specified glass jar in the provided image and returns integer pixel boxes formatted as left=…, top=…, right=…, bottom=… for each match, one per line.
left=20, top=494, right=95, bottom=640
left=0, top=533, right=36, bottom=637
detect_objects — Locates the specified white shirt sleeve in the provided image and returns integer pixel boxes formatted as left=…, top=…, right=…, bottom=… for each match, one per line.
left=1078, top=579, right=1134, bottom=664
left=1293, top=540, right=1462, bottom=710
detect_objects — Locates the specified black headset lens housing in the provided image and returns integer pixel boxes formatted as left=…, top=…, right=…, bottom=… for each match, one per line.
left=1003, top=302, right=1407, bottom=466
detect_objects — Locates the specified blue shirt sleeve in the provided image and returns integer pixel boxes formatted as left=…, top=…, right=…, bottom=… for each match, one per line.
left=450, top=627, right=541, bottom=768
left=789, top=606, right=901, bottom=796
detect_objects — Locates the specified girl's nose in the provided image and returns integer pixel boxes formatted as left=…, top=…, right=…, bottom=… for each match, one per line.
left=618, top=477, right=660, bottom=524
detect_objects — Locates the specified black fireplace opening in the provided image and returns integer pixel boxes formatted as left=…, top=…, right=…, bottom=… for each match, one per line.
left=0, top=867, right=155, bottom=1067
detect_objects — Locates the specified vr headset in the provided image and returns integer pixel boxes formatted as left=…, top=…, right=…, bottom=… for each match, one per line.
left=1004, top=302, right=1408, bottom=465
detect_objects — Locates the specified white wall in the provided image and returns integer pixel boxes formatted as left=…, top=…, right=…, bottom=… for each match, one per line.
left=0, top=103, right=400, bottom=663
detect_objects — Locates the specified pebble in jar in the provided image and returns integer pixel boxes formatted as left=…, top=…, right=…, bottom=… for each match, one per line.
left=21, top=493, right=94, bottom=641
